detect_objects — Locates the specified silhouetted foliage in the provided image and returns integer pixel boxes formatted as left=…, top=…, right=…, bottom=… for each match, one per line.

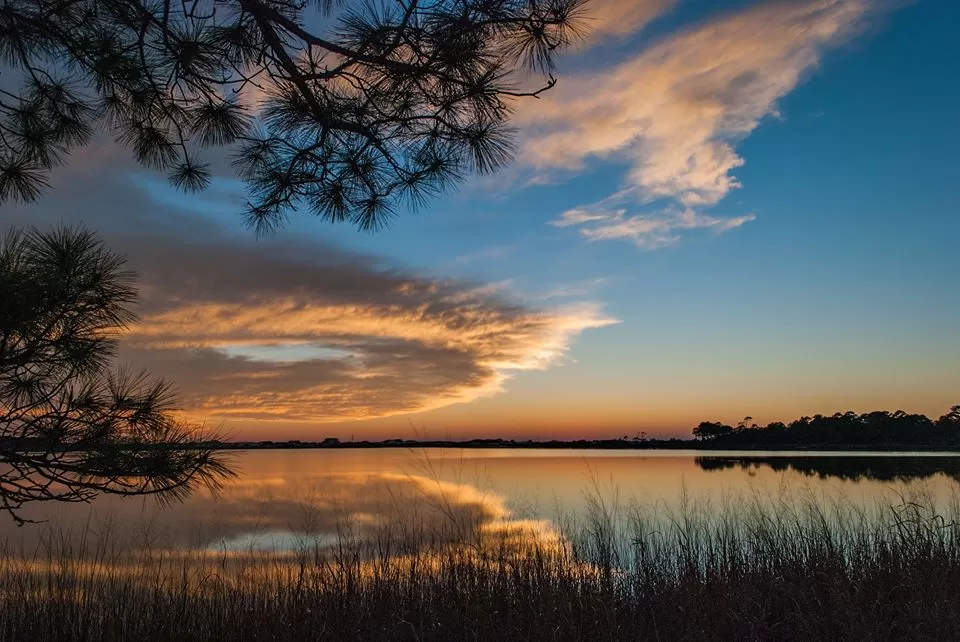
left=0, top=0, right=588, bottom=230
left=0, top=227, right=232, bottom=524
left=692, top=408, right=960, bottom=447
left=693, top=421, right=734, bottom=441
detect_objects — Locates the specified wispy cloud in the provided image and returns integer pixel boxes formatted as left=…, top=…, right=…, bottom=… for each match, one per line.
left=536, top=277, right=613, bottom=301
left=1, top=145, right=618, bottom=426
left=452, top=245, right=515, bottom=265
left=523, top=0, right=881, bottom=247
left=551, top=198, right=755, bottom=250
left=580, top=0, right=678, bottom=43
left=119, top=241, right=617, bottom=423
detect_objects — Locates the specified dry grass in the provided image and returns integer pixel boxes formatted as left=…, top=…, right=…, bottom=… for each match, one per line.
left=2, top=487, right=960, bottom=641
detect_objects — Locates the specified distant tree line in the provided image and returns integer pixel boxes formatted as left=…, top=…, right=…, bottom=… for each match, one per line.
left=693, top=407, right=960, bottom=447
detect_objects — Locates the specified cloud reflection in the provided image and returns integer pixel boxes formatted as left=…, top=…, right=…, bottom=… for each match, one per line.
left=0, top=467, right=563, bottom=563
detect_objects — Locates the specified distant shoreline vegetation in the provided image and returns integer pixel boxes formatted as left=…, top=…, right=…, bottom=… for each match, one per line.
left=691, top=406, right=960, bottom=448
left=211, top=406, right=960, bottom=451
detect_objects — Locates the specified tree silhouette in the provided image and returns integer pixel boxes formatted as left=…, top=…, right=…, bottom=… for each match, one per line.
left=940, top=406, right=960, bottom=426
left=693, top=421, right=734, bottom=441
left=0, top=0, right=588, bottom=230
left=0, top=227, right=231, bottom=524
left=691, top=408, right=960, bottom=447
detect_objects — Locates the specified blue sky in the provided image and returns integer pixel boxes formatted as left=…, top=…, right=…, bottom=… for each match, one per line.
left=296, top=0, right=960, bottom=437
left=5, top=0, right=958, bottom=439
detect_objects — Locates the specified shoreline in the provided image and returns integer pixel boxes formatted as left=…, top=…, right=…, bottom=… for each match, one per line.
left=212, top=439, right=960, bottom=453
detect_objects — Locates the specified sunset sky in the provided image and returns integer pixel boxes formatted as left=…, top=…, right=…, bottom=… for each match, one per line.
left=5, top=0, right=958, bottom=441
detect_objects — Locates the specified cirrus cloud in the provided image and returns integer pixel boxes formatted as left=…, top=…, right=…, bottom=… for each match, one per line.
left=580, top=0, right=679, bottom=42
left=525, top=0, right=886, bottom=248
left=552, top=202, right=756, bottom=250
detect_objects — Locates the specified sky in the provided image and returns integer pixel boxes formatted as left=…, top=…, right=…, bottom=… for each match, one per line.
left=3, top=0, right=958, bottom=441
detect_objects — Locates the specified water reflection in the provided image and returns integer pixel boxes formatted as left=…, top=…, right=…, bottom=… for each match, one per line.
left=7, top=452, right=960, bottom=641
left=696, top=454, right=960, bottom=482
left=4, top=449, right=960, bottom=564
left=0, top=460, right=559, bottom=564
left=194, top=471, right=559, bottom=558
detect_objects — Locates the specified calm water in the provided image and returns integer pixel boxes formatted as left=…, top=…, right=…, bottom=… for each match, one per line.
left=5, top=449, right=960, bottom=557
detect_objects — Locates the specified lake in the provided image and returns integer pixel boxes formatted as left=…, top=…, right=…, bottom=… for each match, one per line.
left=4, top=449, right=960, bottom=559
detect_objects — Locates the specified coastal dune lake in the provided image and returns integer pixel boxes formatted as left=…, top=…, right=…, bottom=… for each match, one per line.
left=7, top=449, right=960, bottom=641
left=4, top=449, right=960, bottom=558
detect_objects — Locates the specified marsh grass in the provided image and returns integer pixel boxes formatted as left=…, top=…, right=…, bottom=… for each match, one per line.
left=3, top=486, right=960, bottom=641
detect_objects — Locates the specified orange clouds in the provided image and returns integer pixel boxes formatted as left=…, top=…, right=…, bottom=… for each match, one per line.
left=522, top=0, right=880, bottom=248
left=581, top=0, right=678, bottom=41
left=0, top=464, right=564, bottom=560
left=121, top=242, right=616, bottom=423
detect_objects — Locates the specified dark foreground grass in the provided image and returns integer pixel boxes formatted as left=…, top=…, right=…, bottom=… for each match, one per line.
left=2, top=491, right=960, bottom=641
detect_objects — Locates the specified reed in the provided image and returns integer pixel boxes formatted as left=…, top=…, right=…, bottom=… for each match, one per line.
left=2, top=487, right=959, bottom=641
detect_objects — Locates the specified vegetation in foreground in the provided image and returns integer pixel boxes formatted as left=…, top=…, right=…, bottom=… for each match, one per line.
left=1, top=0, right=586, bottom=231
left=2, top=489, right=960, bottom=641
left=0, top=227, right=231, bottom=524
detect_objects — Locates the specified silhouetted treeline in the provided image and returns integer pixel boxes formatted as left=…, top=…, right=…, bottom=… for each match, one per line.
left=697, top=455, right=960, bottom=483
left=219, top=437, right=690, bottom=450
left=693, top=407, right=960, bottom=447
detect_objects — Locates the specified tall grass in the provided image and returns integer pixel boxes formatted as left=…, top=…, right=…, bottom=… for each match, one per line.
left=3, top=487, right=960, bottom=641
